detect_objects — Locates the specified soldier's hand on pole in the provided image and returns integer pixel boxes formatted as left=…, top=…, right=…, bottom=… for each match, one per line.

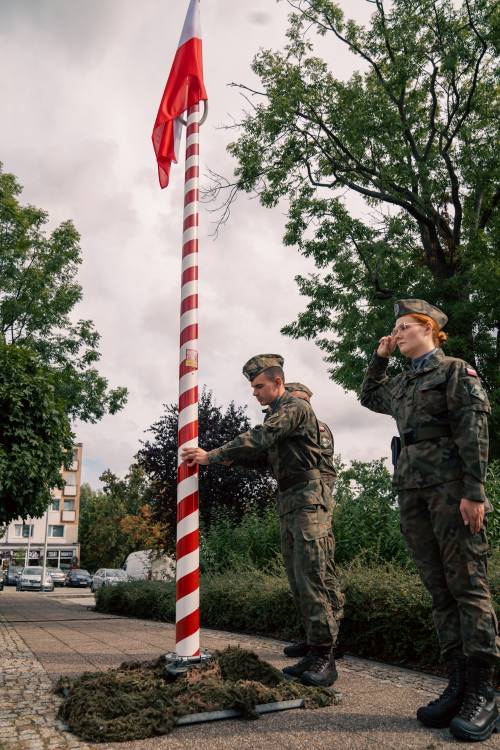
left=459, top=498, right=485, bottom=535
left=377, top=335, right=397, bottom=358
left=181, top=447, right=209, bottom=466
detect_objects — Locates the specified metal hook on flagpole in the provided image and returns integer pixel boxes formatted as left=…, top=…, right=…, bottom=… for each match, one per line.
left=177, top=100, right=208, bottom=127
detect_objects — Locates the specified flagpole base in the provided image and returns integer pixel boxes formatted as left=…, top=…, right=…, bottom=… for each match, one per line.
left=164, top=650, right=212, bottom=678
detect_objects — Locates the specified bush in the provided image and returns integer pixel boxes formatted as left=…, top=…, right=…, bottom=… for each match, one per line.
left=96, top=554, right=500, bottom=673
left=200, top=506, right=280, bottom=573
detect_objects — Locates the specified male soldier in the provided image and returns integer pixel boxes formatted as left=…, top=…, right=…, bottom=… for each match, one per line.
left=360, top=300, right=499, bottom=741
left=279, top=382, right=343, bottom=661
left=182, top=354, right=341, bottom=687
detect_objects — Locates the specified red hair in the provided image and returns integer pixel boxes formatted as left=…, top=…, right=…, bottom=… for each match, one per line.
left=408, top=313, right=448, bottom=347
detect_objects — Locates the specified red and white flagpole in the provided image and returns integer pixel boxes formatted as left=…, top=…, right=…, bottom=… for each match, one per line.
left=176, top=103, right=201, bottom=657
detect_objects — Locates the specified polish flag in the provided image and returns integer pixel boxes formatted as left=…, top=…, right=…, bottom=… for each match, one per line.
left=152, top=0, right=208, bottom=188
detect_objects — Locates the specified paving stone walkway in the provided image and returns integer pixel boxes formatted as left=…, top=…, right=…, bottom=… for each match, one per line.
left=0, top=589, right=498, bottom=750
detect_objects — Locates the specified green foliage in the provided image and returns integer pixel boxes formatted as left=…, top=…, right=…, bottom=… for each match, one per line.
left=485, top=459, right=500, bottom=549
left=96, top=556, right=500, bottom=672
left=220, top=0, right=500, bottom=455
left=0, top=343, right=73, bottom=524
left=200, top=506, right=281, bottom=573
left=138, top=388, right=277, bottom=549
left=79, top=466, right=152, bottom=572
left=0, top=164, right=127, bottom=423
left=333, top=457, right=410, bottom=566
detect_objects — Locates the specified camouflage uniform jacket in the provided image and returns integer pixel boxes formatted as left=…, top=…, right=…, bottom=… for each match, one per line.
left=207, top=392, right=328, bottom=516
left=360, top=349, right=490, bottom=501
left=318, top=420, right=336, bottom=489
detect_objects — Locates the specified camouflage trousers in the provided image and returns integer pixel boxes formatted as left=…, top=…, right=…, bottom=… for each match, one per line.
left=280, top=503, right=344, bottom=648
left=398, top=479, right=500, bottom=663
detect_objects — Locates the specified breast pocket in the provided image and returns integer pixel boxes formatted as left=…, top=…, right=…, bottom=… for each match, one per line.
left=418, top=372, right=447, bottom=415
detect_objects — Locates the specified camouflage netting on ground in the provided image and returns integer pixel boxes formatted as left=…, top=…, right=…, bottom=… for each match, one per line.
left=55, top=647, right=340, bottom=743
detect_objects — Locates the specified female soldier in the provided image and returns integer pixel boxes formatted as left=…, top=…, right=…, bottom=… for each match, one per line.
left=360, top=299, right=499, bottom=742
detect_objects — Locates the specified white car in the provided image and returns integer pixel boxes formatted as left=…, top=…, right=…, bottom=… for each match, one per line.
left=17, top=566, right=54, bottom=592
left=90, top=568, right=129, bottom=592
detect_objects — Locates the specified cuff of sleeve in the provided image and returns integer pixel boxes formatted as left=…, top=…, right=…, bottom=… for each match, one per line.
left=462, top=476, right=485, bottom=502
left=207, top=448, right=224, bottom=465
left=369, top=351, right=390, bottom=372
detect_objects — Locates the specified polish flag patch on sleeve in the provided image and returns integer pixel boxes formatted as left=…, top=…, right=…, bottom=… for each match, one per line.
left=466, top=367, right=478, bottom=377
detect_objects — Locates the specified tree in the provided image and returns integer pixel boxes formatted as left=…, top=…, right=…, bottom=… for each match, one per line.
left=137, top=388, right=277, bottom=549
left=0, top=165, right=127, bottom=422
left=0, top=164, right=127, bottom=521
left=78, top=466, right=156, bottom=571
left=0, top=343, right=73, bottom=525
left=211, top=0, right=500, bottom=453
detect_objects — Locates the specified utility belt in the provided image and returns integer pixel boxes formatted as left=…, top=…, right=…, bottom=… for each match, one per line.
left=401, top=424, right=451, bottom=447
left=392, top=424, right=451, bottom=467
left=278, top=468, right=321, bottom=493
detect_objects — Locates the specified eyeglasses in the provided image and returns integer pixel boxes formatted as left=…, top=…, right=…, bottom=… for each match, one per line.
left=391, top=323, right=422, bottom=337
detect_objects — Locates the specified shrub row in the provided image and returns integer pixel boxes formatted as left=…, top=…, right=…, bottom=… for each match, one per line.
left=96, top=554, right=500, bottom=673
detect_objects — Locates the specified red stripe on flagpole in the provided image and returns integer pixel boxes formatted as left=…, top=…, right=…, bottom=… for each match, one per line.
left=184, top=189, right=199, bottom=206
left=176, top=610, right=200, bottom=644
left=185, top=165, right=199, bottom=181
left=186, top=122, right=199, bottom=137
left=176, top=529, right=199, bottom=559
left=178, top=385, right=198, bottom=411
left=181, top=266, right=198, bottom=285
left=177, top=462, right=197, bottom=484
left=177, top=492, right=199, bottom=522
left=183, top=213, right=199, bottom=231
left=182, top=239, right=198, bottom=258
left=186, top=143, right=199, bottom=158
left=176, top=569, right=199, bottom=600
left=180, top=294, right=198, bottom=314
left=178, top=421, right=198, bottom=446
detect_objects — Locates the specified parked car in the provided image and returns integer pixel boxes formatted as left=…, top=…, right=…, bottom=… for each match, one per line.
left=5, top=565, right=23, bottom=586
left=48, top=568, right=66, bottom=586
left=90, top=568, right=129, bottom=592
left=17, top=567, right=54, bottom=592
left=65, top=569, right=92, bottom=588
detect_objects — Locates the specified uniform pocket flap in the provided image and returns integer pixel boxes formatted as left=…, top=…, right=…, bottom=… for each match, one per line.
left=419, top=371, right=447, bottom=390
left=298, top=505, right=331, bottom=540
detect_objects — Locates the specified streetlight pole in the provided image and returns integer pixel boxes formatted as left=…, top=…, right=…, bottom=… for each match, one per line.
left=41, top=506, right=49, bottom=592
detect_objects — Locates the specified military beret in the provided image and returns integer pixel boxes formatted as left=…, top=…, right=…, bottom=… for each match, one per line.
left=394, top=299, right=448, bottom=330
left=285, top=382, right=313, bottom=398
left=242, top=353, right=284, bottom=381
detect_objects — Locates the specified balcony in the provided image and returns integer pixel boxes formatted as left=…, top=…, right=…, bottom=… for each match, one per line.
left=64, top=485, right=77, bottom=497
left=62, top=510, right=76, bottom=523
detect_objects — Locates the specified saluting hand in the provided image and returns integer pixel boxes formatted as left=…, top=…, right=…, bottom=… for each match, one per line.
left=460, top=498, right=485, bottom=535
left=181, top=447, right=209, bottom=466
left=377, top=335, right=397, bottom=358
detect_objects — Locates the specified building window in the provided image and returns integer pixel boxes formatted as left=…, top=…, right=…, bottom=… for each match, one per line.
left=63, top=499, right=74, bottom=511
left=51, top=499, right=60, bottom=511
left=48, top=525, right=64, bottom=538
left=14, top=524, right=33, bottom=538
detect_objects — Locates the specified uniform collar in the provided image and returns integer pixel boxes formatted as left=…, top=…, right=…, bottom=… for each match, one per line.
left=406, top=348, right=445, bottom=378
left=269, top=391, right=292, bottom=413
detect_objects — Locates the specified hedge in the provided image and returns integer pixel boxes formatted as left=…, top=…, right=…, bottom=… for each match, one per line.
left=96, top=554, right=500, bottom=673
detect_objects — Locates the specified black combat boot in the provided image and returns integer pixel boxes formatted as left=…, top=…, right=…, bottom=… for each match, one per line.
left=300, top=648, right=338, bottom=687
left=282, top=649, right=316, bottom=679
left=449, top=656, right=499, bottom=741
left=283, top=641, right=309, bottom=658
left=416, top=653, right=466, bottom=728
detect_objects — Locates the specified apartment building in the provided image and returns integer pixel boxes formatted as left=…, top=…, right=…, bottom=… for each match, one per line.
left=0, top=444, right=83, bottom=571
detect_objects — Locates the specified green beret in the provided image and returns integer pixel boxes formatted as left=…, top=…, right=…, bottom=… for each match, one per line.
left=242, top=353, right=284, bottom=382
left=285, top=382, right=313, bottom=398
left=394, top=299, right=448, bottom=330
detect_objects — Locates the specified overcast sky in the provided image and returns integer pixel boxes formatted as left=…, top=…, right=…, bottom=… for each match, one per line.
left=0, top=0, right=396, bottom=488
